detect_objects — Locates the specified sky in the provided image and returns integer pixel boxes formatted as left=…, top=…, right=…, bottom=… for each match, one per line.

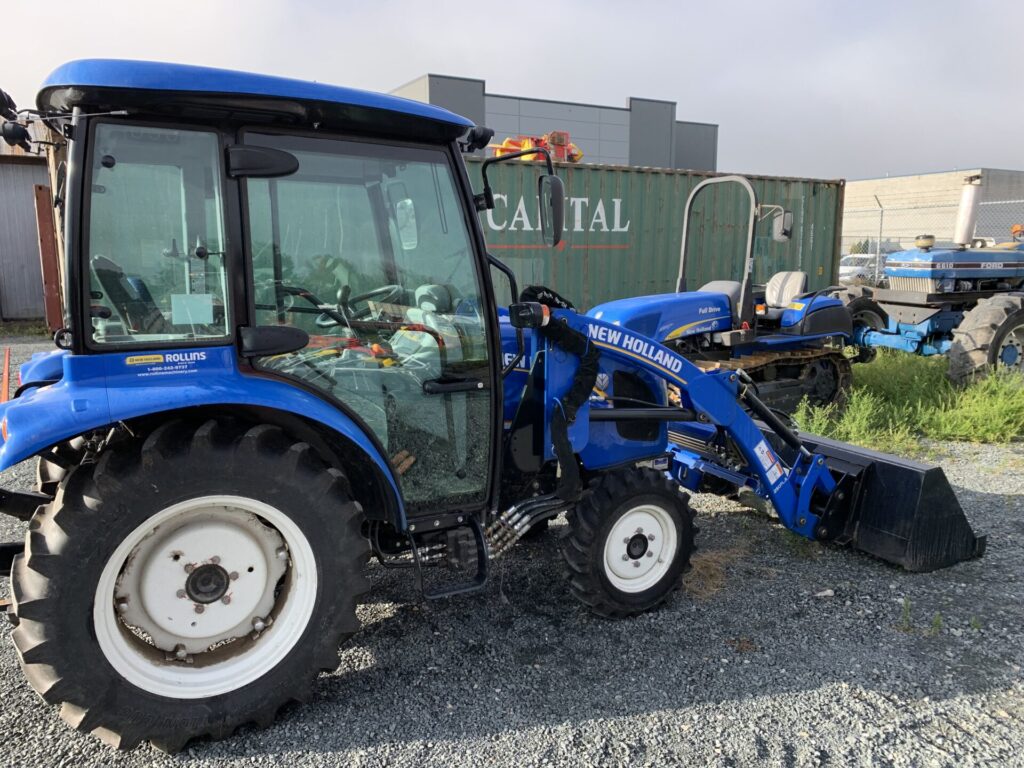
left=3, top=0, right=1021, bottom=180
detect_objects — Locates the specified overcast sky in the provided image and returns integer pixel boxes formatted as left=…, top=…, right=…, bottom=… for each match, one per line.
left=4, top=0, right=1021, bottom=179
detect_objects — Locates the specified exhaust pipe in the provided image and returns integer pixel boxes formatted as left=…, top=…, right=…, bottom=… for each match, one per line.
left=787, top=431, right=985, bottom=571
left=952, top=174, right=983, bottom=248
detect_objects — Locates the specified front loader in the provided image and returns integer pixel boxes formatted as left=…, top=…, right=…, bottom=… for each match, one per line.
left=0, top=60, right=984, bottom=752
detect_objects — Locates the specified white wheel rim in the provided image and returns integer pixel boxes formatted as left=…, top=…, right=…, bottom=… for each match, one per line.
left=997, top=322, right=1024, bottom=370
left=602, top=503, right=678, bottom=593
left=93, top=495, right=318, bottom=699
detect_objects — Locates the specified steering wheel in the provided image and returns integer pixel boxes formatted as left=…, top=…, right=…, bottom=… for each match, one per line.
left=315, top=284, right=404, bottom=328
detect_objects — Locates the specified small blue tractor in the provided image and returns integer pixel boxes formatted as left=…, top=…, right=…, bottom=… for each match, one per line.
left=838, top=175, right=1024, bottom=382
left=0, top=61, right=984, bottom=752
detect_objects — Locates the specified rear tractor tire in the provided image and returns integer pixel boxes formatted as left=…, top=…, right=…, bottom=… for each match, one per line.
left=561, top=468, right=696, bottom=618
left=843, top=295, right=886, bottom=365
left=948, top=294, right=1024, bottom=385
left=10, top=419, right=369, bottom=752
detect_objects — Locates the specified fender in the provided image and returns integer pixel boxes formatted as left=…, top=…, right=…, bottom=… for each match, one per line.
left=0, top=346, right=406, bottom=526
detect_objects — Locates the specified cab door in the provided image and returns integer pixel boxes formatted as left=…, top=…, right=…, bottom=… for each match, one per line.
left=238, top=131, right=495, bottom=514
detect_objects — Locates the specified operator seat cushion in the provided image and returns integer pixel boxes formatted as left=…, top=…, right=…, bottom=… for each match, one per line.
left=415, top=284, right=455, bottom=313
left=763, top=271, right=808, bottom=320
left=697, top=280, right=742, bottom=313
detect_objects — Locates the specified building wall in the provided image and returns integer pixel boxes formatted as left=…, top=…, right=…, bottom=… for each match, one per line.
left=485, top=95, right=630, bottom=165
left=628, top=98, right=675, bottom=168
left=394, top=74, right=717, bottom=171
left=842, top=168, right=1024, bottom=251
left=0, top=158, right=49, bottom=319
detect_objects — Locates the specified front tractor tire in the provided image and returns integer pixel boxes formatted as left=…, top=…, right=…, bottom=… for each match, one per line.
left=10, top=419, right=369, bottom=752
left=949, top=294, right=1024, bottom=385
left=561, top=468, right=696, bottom=618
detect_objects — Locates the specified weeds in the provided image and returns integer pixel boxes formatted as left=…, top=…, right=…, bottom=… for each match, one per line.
left=898, top=597, right=913, bottom=632
left=795, top=351, right=1024, bottom=452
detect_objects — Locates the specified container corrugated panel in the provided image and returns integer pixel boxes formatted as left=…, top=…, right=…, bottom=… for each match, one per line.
left=0, top=158, right=49, bottom=319
left=467, top=158, right=844, bottom=308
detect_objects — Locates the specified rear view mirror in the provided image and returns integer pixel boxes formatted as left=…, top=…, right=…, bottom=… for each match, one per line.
left=394, top=198, right=418, bottom=250
left=772, top=210, right=793, bottom=242
left=538, top=174, right=565, bottom=247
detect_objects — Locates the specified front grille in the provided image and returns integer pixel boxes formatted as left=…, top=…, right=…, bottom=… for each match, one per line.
left=888, top=276, right=938, bottom=293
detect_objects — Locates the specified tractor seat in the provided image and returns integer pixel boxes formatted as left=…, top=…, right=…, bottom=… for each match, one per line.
left=761, top=271, right=807, bottom=320
left=696, top=280, right=741, bottom=311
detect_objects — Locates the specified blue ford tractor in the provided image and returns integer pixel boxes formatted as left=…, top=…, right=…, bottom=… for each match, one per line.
left=839, top=175, right=1024, bottom=382
left=0, top=61, right=984, bottom=752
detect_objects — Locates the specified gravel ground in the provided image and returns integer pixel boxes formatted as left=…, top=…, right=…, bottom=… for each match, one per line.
left=0, top=336, right=1022, bottom=767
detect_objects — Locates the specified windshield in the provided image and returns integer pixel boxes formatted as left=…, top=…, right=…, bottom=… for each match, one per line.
left=85, top=123, right=230, bottom=345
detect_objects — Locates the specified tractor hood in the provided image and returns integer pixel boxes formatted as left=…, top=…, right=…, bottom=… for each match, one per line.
left=588, top=292, right=732, bottom=342
left=885, top=245, right=1024, bottom=280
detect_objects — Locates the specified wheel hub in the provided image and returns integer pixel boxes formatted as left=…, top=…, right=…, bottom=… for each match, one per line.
left=626, top=534, right=649, bottom=559
left=185, top=563, right=231, bottom=604
left=115, top=507, right=289, bottom=654
left=998, top=324, right=1024, bottom=370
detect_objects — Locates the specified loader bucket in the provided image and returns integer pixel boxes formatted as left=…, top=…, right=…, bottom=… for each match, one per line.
left=793, top=432, right=986, bottom=572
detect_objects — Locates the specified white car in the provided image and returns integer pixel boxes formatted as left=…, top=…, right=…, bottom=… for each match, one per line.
left=838, top=254, right=884, bottom=286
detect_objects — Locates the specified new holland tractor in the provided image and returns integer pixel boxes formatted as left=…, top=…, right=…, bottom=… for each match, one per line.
left=839, top=174, right=1024, bottom=382
left=0, top=60, right=985, bottom=752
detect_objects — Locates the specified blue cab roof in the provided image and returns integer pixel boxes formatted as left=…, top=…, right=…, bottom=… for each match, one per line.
left=38, top=59, right=474, bottom=130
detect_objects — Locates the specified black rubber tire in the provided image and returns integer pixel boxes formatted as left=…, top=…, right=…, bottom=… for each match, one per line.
left=948, top=294, right=1024, bottom=385
left=560, top=468, right=695, bottom=619
left=844, top=295, right=886, bottom=365
left=34, top=436, right=88, bottom=497
left=10, top=418, right=369, bottom=752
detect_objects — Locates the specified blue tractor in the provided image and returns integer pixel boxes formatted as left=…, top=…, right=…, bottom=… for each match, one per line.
left=0, top=61, right=984, bottom=752
left=839, top=175, right=1024, bottom=382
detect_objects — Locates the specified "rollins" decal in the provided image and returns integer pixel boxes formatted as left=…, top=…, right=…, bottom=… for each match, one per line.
left=586, top=323, right=684, bottom=374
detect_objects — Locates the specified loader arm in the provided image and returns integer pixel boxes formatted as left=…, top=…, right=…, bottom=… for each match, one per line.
left=540, top=308, right=985, bottom=571
left=550, top=310, right=836, bottom=537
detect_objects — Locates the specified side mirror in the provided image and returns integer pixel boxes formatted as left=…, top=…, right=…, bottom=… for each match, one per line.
left=538, top=174, right=565, bottom=247
left=772, top=210, right=793, bottom=242
left=1, top=120, right=31, bottom=151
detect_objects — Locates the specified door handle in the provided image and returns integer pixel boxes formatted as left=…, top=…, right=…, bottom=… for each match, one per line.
left=422, top=377, right=486, bottom=394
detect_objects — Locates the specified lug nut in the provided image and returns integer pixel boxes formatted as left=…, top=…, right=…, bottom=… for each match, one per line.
left=635, top=527, right=644, bottom=535
left=229, top=571, right=239, bottom=581
left=210, top=556, right=221, bottom=564
left=195, top=605, right=205, bottom=614
left=275, top=547, right=288, bottom=561
left=646, top=551, right=654, bottom=558
left=633, top=561, right=641, bottom=568
left=116, top=598, right=129, bottom=613
left=222, top=595, right=232, bottom=605
left=623, top=537, right=631, bottom=544
left=184, top=563, right=195, bottom=573
left=252, top=617, right=267, bottom=632
left=621, top=554, right=629, bottom=561
left=648, top=533, right=655, bottom=541
left=174, top=644, right=188, bottom=661
left=176, top=589, right=187, bottom=599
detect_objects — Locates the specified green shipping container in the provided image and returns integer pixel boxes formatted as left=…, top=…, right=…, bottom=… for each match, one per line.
left=466, top=158, right=845, bottom=309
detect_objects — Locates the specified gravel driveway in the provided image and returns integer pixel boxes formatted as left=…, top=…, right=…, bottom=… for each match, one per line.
left=0, top=337, right=1021, bottom=767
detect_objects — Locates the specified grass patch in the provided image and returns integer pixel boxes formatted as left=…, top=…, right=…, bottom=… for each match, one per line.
left=794, top=350, right=1024, bottom=452
left=0, top=320, right=49, bottom=338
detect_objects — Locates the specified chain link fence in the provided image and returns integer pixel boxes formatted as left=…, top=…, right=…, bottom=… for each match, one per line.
left=840, top=199, right=1024, bottom=286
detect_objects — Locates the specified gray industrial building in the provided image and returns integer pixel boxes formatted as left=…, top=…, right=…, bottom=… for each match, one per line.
left=391, top=74, right=718, bottom=171
left=0, top=130, right=49, bottom=321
